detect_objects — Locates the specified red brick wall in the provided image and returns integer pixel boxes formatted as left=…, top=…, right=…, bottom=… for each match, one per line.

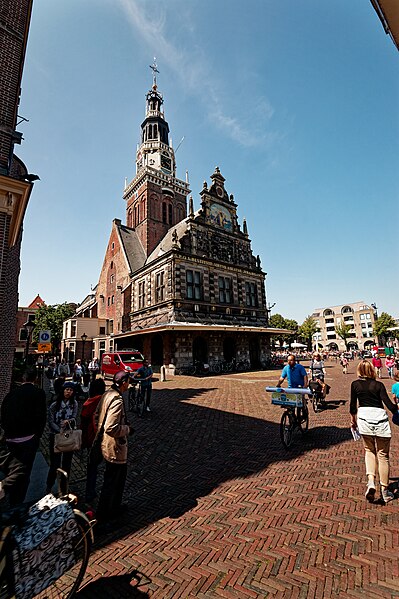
left=0, top=0, right=33, bottom=174
left=96, top=222, right=130, bottom=334
left=0, top=1, right=33, bottom=400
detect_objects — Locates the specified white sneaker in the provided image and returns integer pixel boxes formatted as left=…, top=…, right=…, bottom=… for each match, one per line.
left=146, top=406, right=151, bottom=412
left=382, top=488, right=394, bottom=504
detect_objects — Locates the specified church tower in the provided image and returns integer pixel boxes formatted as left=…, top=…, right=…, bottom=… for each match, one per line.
left=123, top=61, right=190, bottom=257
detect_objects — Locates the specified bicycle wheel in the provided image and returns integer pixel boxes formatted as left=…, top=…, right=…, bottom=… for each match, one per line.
left=137, top=392, right=145, bottom=418
left=297, top=402, right=309, bottom=434
left=280, top=410, right=293, bottom=449
left=128, top=386, right=136, bottom=412
left=36, top=511, right=92, bottom=598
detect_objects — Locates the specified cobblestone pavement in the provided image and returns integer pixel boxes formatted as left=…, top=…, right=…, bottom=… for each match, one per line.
left=66, top=360, right=399, bottom=598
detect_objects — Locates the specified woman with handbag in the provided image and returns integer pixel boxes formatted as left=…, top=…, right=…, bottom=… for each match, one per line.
left=46, top=382, right=78, bottom=493
left=350, top=360, right=398, bottom=504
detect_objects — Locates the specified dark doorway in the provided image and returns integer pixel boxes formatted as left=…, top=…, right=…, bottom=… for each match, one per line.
left=223, top=337, right=236, bottom=362
left=193, top=336, right=208, bottom=364
left=151, top=334, right=164, bottom=371
left=249, top=337, right=260, bottom=369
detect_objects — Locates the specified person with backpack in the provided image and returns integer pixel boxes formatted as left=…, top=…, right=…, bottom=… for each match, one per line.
left=81, top=378, right=106, bottom=503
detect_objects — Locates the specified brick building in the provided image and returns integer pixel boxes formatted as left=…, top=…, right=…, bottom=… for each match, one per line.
left=64, top=69, right=278, bottom=369
left=15, top=294, right=45, bottom=360
left=0, top=1, right=35, bottom=399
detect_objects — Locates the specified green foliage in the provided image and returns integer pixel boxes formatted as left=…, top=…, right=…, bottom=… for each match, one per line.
left=269, top=314, right=298, bottom=346
left=335, top=322, right=353, bottom=350
left=33, top=303, right=75, bottom=353
left=373, top=312, right=396, bottom=339
left=298, top=316, right=318, bottom=349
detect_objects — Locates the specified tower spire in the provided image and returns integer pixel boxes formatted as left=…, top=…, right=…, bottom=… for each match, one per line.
left=149, top=57, right=159, bottom=89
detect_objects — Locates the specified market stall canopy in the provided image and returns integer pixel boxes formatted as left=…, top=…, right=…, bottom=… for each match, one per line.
left=290, top=342, right=307, bottom=348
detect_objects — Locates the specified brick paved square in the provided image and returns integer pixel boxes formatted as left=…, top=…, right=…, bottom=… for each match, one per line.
left=71, top=360, right=399, bottom=598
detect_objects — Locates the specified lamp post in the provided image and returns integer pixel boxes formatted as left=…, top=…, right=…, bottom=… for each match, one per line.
left=23, top=315, right=35, bottom=365
left=81, top=332, right=87, bottom=361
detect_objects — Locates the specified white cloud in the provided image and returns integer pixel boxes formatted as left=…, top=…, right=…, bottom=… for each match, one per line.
left=117, top=0, right=275, bottom=148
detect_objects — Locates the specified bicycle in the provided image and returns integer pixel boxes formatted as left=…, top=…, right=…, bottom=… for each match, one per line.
left=308, top=379, right=325, bottom=413
left=266, top=387, right=310, bottom=449
left=0, top=469, right=94, bottom=598
left=127, top=381, right=145, bottom=417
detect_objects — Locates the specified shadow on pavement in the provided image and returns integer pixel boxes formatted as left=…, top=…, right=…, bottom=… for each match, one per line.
left=87, top=385, right=352, bottom=548
left=76, top=571, right=149, bottom=598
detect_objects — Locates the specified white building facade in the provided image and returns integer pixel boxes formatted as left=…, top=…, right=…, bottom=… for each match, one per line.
left=312, top=302, right=377, bottom=351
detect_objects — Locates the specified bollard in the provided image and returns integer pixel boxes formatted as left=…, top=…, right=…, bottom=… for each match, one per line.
left=160, top=365, right=166, bottom=382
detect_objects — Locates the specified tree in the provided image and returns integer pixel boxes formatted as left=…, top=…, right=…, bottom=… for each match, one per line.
left=298, top=316, right=318, bottom=350
left=373, top=312, right=396, bottom=344
left=269, top=314, right=298, bottom=347
left=335, top=322, right=352, bottom=350
left=33, top=303, right=75, bottom=355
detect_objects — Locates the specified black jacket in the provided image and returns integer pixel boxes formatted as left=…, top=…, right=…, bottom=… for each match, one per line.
left=1, top=383, right=47, bottom=439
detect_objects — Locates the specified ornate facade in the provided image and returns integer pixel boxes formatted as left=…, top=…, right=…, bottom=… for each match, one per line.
left=67, top=69, right=277, bottom=370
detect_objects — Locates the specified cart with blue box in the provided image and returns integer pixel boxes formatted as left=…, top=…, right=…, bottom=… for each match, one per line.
left=266, top=387, right=311, bottom=448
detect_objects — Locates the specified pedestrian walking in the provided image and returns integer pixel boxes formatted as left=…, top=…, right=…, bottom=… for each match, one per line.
left=73, top=359, right=83, bottom=382
left=350, top=360, right=398, bottom=504
left=385, top=355, right=395, bottom=379
left=81, top=378, right=106, bottom=503
left=372, top=355, right=382, bottom=378
left=57, top=358, right=70, bottom=377
left=134, top=359, right=153, bottom=412
left=340, top=354, right=348, bottom=375
left=46, top=382, right=78, bottom=493
left=0, top=368, right=47, bottom=505
left=95, top=371, right=133, bottom=522
left=88, top=357, right=100, bottom=382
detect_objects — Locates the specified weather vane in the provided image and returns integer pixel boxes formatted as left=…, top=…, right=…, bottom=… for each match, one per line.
left=149, top=57, right=159, bottom=87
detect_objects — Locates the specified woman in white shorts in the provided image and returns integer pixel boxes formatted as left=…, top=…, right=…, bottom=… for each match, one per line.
left=350, top=360, right=398, bottom=504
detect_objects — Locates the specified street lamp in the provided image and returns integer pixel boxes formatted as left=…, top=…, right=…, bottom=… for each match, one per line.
left=81, top=332, right=87, bottom=361
left=23, top=314, right=35, bottom=364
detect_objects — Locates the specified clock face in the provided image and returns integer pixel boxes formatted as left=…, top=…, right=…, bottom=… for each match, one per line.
left=216, top=186, right=224, bottom=198
left=209, top=202, right=232, bottom=231
left=161, top=154, right=172, bottom=172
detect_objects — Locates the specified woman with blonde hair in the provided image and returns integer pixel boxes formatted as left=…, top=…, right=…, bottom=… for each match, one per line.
left=350, top=360, right=398, bottom=503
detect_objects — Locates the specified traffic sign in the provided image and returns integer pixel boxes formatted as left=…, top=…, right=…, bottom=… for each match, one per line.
left=38, top=343, right=52, bottom=353
left=39, top=330, right=51, bottom=343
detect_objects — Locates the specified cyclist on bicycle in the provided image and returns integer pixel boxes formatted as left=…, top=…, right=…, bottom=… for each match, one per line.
left=277, top=354, right=308, bottom=389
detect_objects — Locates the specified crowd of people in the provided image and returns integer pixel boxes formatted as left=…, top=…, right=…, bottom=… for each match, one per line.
left=0, top=357, right=153, bottom=528
left=1, top=348, right=398, bottom=518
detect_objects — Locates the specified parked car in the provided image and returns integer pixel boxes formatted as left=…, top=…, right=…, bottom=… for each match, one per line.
left=101, top=350, right=144, bottom=379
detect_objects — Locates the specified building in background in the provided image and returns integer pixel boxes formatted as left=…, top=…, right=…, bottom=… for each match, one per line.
left=64, top=69, right=279, bottom=369
left=312, top=302, right=377, bottom=352
left=0, top=0, right=36, bottom=399
left=15, top=294, right=45, bottom=360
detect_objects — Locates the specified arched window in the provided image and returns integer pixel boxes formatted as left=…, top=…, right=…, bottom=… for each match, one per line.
left=323, top=309, right=334, bottom=317
left=162, top=202, right=167, bottom=224
left=341, top=306, right=353, bottom=314
left=127, top=209, right=132, bottom=227
left=168, top=204, right=173, bottom=224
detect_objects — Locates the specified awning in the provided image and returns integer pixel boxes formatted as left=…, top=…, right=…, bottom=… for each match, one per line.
left=111, top=321, right=292, bottom=339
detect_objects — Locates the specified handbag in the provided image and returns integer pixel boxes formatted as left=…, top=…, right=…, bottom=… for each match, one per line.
left=54, top=420, right=82, bottom=453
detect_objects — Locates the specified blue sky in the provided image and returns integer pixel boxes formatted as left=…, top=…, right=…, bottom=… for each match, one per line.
left=18, top=0, right=399, bottom=323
